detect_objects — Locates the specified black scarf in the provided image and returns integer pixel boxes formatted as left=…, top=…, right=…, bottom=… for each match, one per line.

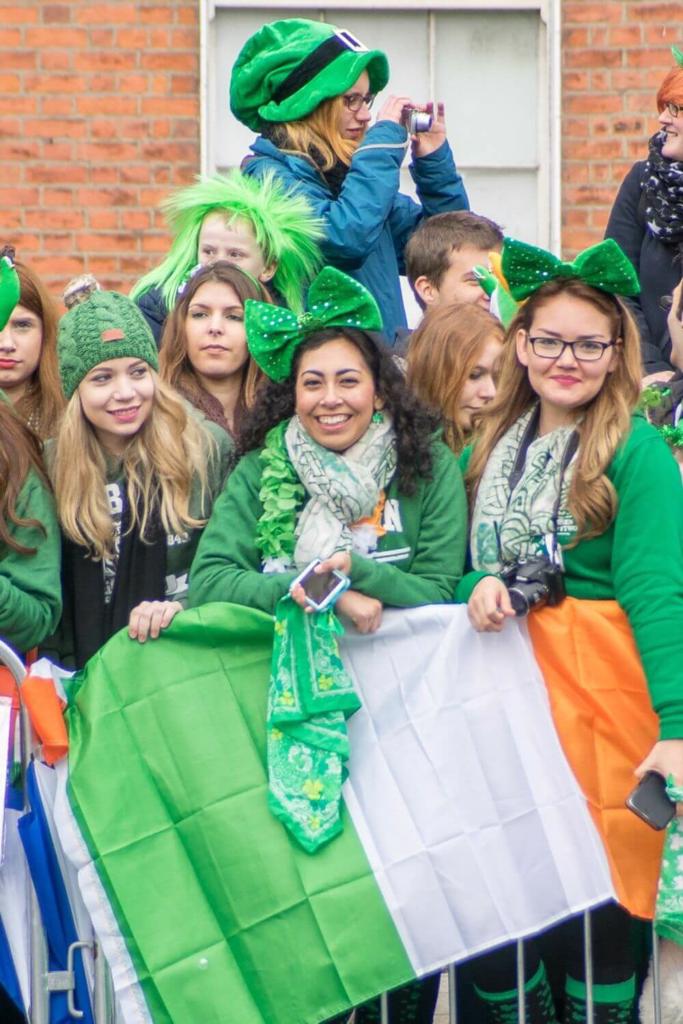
left=642, top=131, right=683, bottom=245
left=62, top=493, right=167, bottom=670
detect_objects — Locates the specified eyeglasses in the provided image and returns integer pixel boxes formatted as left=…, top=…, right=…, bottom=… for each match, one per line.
left=664, top=101, right=683, bottom=118
left=528, top=336, right=616, bottom=362
left=342, top=92, right=375, bottom=112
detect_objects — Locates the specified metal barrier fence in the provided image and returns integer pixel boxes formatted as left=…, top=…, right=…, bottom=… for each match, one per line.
left=0, top=640, right=114, bottom=1024
left=1, top=639, right=667, bottom=1024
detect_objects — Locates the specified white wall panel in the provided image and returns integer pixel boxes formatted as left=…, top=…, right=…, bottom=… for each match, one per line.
left=206, top=4, right=554, bottom=323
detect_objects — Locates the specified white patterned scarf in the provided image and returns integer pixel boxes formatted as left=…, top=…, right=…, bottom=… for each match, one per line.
left=471, top=407, right=578, bottom=573
left=284, top=414, right=397, bottom=568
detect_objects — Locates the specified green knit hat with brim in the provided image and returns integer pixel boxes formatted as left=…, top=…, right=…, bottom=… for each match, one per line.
left=58, top=290, right=159, bottom=399
left=230, top=18, right=389, bottom=131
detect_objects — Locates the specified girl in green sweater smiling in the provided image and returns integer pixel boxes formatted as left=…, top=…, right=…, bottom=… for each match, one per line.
left=189, top=266, right=467, bottom=626
left=189, top=266, right=466, bottom=1024
left=459, top=237, right=683, bottom=1024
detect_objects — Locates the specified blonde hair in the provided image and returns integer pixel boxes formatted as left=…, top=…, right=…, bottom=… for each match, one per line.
left=267, top=95, right=357, bottom=170
left=466, top=278, right=642, bottom=542
left=406, top=303, right=504, bottom=454
left=52, top=374, right=214, bottom=559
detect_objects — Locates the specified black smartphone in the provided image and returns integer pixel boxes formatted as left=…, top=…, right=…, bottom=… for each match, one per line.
left=625, top=770, right=676, bottom=830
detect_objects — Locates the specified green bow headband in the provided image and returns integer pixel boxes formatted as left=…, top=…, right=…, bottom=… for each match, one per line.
left=245, top=266, right=383, bottom=381
left=501, top=237, right=640, bottom=302
left=0, top=247, right=20, bottom=333
left=672, top=44, right=683, bottom=67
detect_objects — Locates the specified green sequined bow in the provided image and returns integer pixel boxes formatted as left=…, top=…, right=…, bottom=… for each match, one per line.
left=245, top=266, right=383, bottom=382
left=0, top=248, right=20, bottom=333
left=501, top=237, right=641, bottom=302
left=673, top=44, right=683, bottom=67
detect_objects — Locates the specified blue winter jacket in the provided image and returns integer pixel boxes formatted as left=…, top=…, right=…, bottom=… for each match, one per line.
left=242, top=120, right=469, bottom=342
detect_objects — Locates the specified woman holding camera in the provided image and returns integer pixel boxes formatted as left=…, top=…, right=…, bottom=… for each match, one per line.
left=229, top=17, right=469, bottom=341
left=457, top=237, right=683, bottom=1024
left=189, top=266, right=466, bottom=1024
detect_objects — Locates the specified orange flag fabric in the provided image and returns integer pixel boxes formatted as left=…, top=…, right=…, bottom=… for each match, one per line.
left=528, top=597, right=664, bottom=920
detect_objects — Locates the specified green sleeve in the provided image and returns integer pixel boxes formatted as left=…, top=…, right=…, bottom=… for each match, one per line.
left=454, top=569, right=495, bottom=603
left=349, top=443, right=467, bottom=606
left=609, top=423, right=683, bottom=739
left=0, top=472, right=62, bottom=653
left=188, top=451, right=296, bottom=615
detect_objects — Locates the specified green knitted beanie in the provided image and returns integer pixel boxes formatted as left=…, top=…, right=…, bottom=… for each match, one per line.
left=230, top=18, right=389, bottom=131
left=58, top=290, right=159, bottom=399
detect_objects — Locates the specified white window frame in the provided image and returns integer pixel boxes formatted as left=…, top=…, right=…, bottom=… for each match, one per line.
left=199, top=0, right=562, bottom=251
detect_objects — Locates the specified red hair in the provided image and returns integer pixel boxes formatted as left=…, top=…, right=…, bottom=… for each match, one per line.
left=657, top=67, right=683, bottom=111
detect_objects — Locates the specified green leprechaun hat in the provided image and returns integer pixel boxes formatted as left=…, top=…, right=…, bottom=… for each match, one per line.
left=230, top=18, right=389, bottom=131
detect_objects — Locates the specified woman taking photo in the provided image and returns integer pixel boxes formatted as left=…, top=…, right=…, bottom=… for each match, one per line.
left=159, top=261, right=268, bottom=437
left=605, top=45, right=683, bottom=378
left=48, top=288, right=231, bottom=670
left=189, top=266, right=467, bottom=1024
left=230, top=18, right=469, bottom=341
left=0, top=257, right=64, bottom=439
left=406, top=303, right=504, bottom=455
left=458, top=237, right=683, bottom=1024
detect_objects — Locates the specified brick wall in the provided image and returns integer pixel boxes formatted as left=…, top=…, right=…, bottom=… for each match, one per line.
left=562, top=1, right=682, bottom=256
left=4, top=1, right=682, bottom=285
left=1, top=0, right=199, bottom=298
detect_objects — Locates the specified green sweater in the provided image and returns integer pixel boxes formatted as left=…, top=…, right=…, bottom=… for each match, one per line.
left=457, top=415, right=683, bottom=739
left=0, top=470, right=62, bottom=653
left=188, top=439, right=467, bottom=615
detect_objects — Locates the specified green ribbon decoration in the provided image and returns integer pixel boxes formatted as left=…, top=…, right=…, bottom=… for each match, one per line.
left=501, top=237, right=641, bottom=302
left=672, top=44, right=683, bottom=67
left=256, top=422, right=362, bottom=853
left=267, top=597, right=361, bottom=853
left=245, top=265, right=383, bottom=382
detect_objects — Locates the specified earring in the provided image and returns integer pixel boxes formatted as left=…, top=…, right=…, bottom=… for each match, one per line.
left=372, top=410, right=384, bottom=424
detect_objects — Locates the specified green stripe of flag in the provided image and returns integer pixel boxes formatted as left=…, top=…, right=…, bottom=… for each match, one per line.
left=66, top=603, right=413, bottom=1024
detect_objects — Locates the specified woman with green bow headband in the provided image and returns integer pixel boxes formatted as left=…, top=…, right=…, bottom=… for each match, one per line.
left=457, top=237, right=683, bottom=1024
left=189, top=266, right=467, bottom=1024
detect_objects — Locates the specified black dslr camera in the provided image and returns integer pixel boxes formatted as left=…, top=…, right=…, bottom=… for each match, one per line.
left=501, top=555, right=566, bottom=617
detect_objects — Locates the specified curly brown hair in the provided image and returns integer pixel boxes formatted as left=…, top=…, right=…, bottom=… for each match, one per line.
left=237, top=328, right=439, bottom=494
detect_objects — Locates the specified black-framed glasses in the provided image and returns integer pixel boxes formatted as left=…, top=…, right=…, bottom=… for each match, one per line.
left=664, top=101, right=683, bottom=118
left=528, top=336, right=616, bottom=362
left=342, top=92, right=375, bottom=112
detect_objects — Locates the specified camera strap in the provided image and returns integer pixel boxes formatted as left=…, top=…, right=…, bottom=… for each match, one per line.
left=506, top=405, right=579, bottom=560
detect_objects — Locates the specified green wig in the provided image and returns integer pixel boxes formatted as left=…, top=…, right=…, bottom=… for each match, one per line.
left=130, top=170, right=324, bottom=314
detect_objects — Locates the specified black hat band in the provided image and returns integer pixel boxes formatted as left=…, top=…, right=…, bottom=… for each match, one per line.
left=271, top=31, right=366, bottom=105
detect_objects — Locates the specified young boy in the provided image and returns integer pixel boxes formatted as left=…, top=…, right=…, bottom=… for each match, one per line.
left=405, top=211, right=503, bottom=312
left=130, top=170, right=323, bottom=345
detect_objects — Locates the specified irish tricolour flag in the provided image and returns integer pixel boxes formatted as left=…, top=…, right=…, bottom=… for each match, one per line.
left=44, top=602, right=662, bottom=1024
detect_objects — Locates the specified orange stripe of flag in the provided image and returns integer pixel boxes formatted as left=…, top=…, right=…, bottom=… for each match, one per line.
left=528, top=597, right=663, bottom=920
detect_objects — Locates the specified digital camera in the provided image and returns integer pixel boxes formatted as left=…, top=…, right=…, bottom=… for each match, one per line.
left=502, top=555, right=566, bottom=617
left=401, top=107, right=433, bottom=134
